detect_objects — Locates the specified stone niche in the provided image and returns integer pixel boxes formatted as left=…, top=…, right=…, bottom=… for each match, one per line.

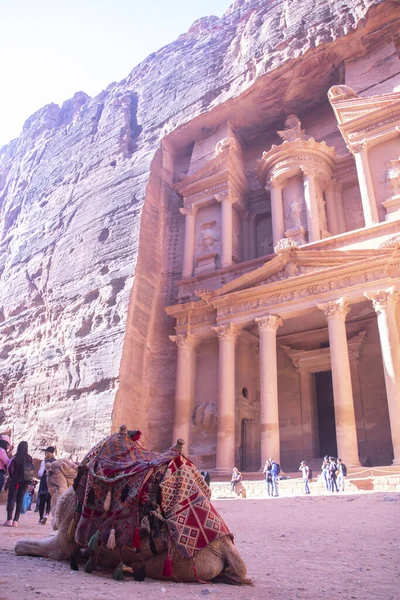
left=257, top=115, right=341, bottom=247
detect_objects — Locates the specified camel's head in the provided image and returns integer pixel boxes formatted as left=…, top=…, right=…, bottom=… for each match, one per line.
left=46, top=459, right=79, bottom=496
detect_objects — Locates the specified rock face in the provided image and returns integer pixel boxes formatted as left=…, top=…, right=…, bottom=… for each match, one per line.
left=0, top=0, right=399, bottom=457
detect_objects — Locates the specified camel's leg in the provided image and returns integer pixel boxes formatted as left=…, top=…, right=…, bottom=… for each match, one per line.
left=15, top=487, right=75, bottom=561
left=211, top=535, right=252, bottom=586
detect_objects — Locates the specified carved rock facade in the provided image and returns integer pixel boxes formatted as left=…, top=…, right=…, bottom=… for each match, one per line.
left=1, top=0, right=400, bottom=467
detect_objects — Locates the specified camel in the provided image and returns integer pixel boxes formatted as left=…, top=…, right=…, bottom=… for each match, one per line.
left=45, top=459, right=78, bottom=529
left=15, top=434, right=251, bottom=585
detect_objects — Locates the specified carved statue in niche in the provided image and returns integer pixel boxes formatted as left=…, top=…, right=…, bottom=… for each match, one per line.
left=277, top=115, right=307, bottom=143
left=384, top=158, right=400, bottom=192
left=193, top=402, right=217, bottom=434
left=259, top=237, right=273, bottom=256
left=197, top=221, right=219, bottom=253
left=288, top=198, right=302, bottom=228
left=317, top=194, right=328, bottom=232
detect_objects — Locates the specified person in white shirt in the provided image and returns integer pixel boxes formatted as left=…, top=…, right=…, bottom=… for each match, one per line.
left=299, top=460, right=311, bottom=495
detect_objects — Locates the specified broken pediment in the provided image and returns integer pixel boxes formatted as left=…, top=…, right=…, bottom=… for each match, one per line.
left=201, top=246, right=395, bottom=299
left=328, top=85, right=400, bottom=147
left=172, top=134, right=249, bottom=206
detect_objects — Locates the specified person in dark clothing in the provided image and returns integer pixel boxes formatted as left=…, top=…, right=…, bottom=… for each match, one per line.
left=4, top=441, right=33, bottom=527
left=38, top=446, right=56, bottom=524
left=200, top=470, right=211, bottom=487
left=0, top=436, right=11, bottom=493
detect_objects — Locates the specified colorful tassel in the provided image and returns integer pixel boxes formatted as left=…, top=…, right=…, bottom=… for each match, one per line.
left=88, top=529, right=101, bottom=552
left=162, top=554, right=173, bottom=577
left=84, top=556, right=93, bottom=573
left=103, top=489, right=112, bottom=512
left=112, top=562, right=125, bottom=581
left=67, top=518, right=76, bottom=540
left=134, top=564, right=146, bottom=581
left=132, top=525, right=140, bottom=549
left=87, top=487, right=95, bottom=505
left=106, top=528, right=116, bottom=550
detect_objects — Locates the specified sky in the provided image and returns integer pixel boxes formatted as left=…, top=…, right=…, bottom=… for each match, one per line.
left=0, top=0, right=231, bottom=148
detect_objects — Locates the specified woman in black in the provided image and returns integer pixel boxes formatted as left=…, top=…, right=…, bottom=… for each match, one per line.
left=4, top=441, right=33, bottom=527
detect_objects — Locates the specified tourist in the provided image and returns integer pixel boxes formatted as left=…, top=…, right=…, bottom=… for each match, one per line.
left=38, top=446, right=56, bottom=524
left=3, top=441, right=34, bottom=527
left=299, top=460, right=311, bottom=494
left=328, top=457, right=339, bottom=493
left=263, top=459, right=273, bottom=496
left=230, top=467, right=242, bottom=492
left=200, top=470, right=211, bottom=487
left=0, top=435, right=11, bottom=493
left=270, top=458, right=280, bottom=497
left=337, top=458, right=347, bottom=492
left=321, top=456, right=329, bottom=491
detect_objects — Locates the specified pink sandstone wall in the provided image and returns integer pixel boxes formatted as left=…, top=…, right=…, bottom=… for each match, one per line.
left=1, top=0, right=400, bottom=456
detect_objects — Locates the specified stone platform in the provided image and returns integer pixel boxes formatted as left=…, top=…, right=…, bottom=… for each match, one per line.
left=210, top=465, right=400, bottom=499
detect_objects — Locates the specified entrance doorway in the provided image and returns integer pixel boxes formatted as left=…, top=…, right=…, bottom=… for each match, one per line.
left=240, top=418, right=249, bottom=472
left=315, top=371, right=337, bottom=458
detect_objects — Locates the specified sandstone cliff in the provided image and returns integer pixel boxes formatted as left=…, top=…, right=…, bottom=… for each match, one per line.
left=0, top=0, right=399, bottom=457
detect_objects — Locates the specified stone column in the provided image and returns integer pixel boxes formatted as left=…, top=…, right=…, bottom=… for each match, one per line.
left=317, top=299, right=360, bottom=466
left=179, top=205, right=196, bottom=278
left=365, top=288, right=400, bottom=464
left=302, top=167, right=321, bottom=243
left=217, top=193, right=233, bottom=268
left=333, top=182, right=347, bottom=233
left=170, top=334, right=197, bottom=448
left=324, top=182, right=340, bottom=235
left=212, top=324, right=237, bottom=472
left=268, top=179, right=285, bottom=248
left=256, top=314, right=283, bottom=465
left=352, top=142, right=380, bottom=225
left=299, top=369, right=315, bottom=458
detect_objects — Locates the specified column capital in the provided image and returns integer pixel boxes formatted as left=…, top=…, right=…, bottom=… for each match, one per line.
left=365, top=287, right=400, bottom=313
left=317, top=298, right=350, bottom=320
left=212, top=323, right=238, bottom=342
left=266, top=177, right=285, bottom=191
left=301, top=166, right=318, bottom=177
left=348, top=141, right=367, bottom=155
left=169, top=333, right=197, bottom=349
left=179, top=205, right=196, bottom=217
left=215, top=192, right=233, bottom=204
left=256, top=314, right=283, bottom=332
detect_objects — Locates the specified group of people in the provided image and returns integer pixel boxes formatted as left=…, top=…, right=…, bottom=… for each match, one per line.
left=0, top=435, right=56, bottom=527
left=321, top=456, right=347, bottom=493
left=262, top=459, right=280, bottom=497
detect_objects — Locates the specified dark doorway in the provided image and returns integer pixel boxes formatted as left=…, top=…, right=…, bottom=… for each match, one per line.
left=315, top=371, right=337, bottom=458
left=240, top=418, right=249, bottom=472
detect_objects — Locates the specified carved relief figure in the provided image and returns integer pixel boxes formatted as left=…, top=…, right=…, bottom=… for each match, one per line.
left=259, top=237, right=273, bottom=256
left=197, top=221, right=219, bottom=253
left=384, top=158, right=400, bottom=192
left=317, top=194, right=328, bottom=232
left=193, top=402, right=217, bottom=434
left=288, top=199, right=302, bottom=228
left=277, top=115, right=307, bottom=142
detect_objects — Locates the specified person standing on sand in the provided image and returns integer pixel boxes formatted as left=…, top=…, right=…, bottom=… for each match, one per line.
left=3, top=441, right=34, bottom=527
left=299, top=460, right=311, bottom=494
left=337, top=458, right=347, bottom=492
left=270, top=459, right=280, bottom=497
left=263, top=459, right=273, bottom=496
left=321, top=456, right=329, bottom=491
left=38, top=446, right=56, bottom=525
left=0, top=436, right=11, bottom=493
left=328, top=457, right=339, bottom=493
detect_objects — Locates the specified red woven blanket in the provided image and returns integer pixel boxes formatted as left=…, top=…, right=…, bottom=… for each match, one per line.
left=74, top=431, right=230, bottom=558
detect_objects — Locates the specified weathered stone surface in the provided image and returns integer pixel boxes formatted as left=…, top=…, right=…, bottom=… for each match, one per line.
left=0, top=0, right=399, bottom=457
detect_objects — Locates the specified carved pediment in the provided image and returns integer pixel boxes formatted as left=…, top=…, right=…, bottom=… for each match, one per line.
left=204, top=247, right=395, bottom=299
left=328, top=86, right=400, bottom=146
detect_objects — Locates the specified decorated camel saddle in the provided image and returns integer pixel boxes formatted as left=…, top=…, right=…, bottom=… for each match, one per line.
left=15, top=426, right=251, bottom=585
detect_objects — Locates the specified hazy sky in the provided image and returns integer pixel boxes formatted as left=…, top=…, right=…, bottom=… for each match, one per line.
left=0, top=0, right=231, bottom=147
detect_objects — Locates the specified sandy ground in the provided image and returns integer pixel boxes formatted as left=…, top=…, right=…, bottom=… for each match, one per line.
left=0, top=492, right=399, bottom=600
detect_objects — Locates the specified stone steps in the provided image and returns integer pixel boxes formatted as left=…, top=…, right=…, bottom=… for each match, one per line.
left=210, top=473, right=400, bottom=499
